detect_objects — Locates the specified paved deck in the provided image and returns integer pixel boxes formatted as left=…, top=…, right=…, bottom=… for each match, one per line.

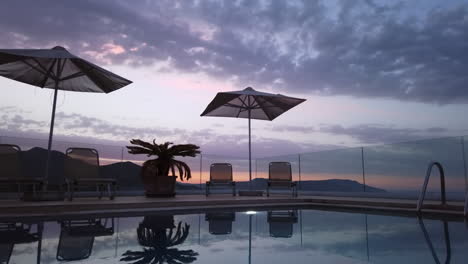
left=0, top=194, right=465, bottom=221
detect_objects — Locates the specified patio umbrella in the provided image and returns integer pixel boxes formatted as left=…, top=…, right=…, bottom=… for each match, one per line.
left=200, top=87, right=306, bottom=186
left=0, top=46, right=132, bottom=179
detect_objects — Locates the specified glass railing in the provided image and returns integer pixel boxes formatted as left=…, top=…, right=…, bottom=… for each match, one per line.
left=298, top=148, right=364, bottom=194
left=1, top=134, right=467, bottom=200
left=364, top=137, right=467, bottom=201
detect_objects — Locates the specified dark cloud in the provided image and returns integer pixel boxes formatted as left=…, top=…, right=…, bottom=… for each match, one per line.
left=1, top=1, right=467, bottom=103
left=272, top=123, right=451, bottom=145
left=319, top=124, right=449, bottom=144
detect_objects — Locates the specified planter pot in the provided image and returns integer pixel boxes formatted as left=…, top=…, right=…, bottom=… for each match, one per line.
left=144, top=176, right=177, bottom=197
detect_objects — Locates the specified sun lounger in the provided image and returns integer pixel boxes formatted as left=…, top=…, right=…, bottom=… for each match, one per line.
left=0, top=144, right=46, bottom=198
left=65, top=148, right=116, bottom=200
left=205, top=212, right=236, bottom=235
left=267, top=210, right=298, bottom=238
left=57, top=218, right=114, bottom=261
left=206, top=163, right=236, bottom=196
left=267, top=162, right=297, bottom=197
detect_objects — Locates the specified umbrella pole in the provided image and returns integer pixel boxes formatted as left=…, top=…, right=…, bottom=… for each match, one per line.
left=248, top=110, right=252, bottom=190
left=45, top=83, right=59, bottom=184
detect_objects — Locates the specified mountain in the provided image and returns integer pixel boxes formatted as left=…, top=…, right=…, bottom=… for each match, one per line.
left=20, top=147, right=66, bottom=186
left=16, top=147, right=385, bottom=192
left=229, top=178, right=385, bottom=192
left=100, top=162, right=384, bottom=192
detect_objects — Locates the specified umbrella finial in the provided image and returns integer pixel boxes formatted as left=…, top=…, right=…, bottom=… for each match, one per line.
left=52, top=46, right=67, bottom=51
left=245, top=87, right=254, bottom=91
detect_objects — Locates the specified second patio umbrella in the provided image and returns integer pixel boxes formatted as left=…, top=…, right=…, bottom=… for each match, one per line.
left=0, top=46, right=132, bottom=180
left=201, top=87, right=306, bottom=186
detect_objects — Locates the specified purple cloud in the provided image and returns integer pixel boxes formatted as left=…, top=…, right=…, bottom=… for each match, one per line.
left=0, top=1, right=467, bottom=103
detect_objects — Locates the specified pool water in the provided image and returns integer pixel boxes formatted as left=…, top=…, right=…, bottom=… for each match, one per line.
left=2, top=208, right=467, bottom=263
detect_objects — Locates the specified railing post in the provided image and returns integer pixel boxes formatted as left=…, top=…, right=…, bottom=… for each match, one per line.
left=464, top=192, right=468, bottom=217
left=119, top=147, right=124, bottom=184
left=255, top=159, right=257, bottom=179
left=199, top=153, right=202, bottom=191
left=461, top=137, right=467, bottom=196
left=298, top=154, right=301, bottom=192
left=361, top=147, right=366, bottom=192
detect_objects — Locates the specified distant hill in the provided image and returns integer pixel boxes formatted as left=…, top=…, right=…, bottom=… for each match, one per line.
left=230, top=178, right=385, bottom=193
left=20, top=147, right=66, bottom=186
left=16, top=147, right=385, bottom=192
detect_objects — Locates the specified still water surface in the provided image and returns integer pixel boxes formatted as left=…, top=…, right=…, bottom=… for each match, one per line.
left=2, top=208, right=467, bottom=263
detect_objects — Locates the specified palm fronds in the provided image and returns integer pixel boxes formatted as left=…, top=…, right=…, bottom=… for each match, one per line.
left=126, top=139, right=200, bottom=181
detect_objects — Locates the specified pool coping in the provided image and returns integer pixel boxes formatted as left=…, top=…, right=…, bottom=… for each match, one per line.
left=0, top=195, right=465, bottom=221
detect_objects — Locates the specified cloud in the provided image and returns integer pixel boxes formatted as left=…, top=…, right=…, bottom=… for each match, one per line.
left=318, top=124, right=449, bottom=144
left=0, top=107, right=336, bottom=157
left=1, top=1, right=468, bottom=103
left=271, top=125, right=316, bottom=133
left=55, top=112, right=184, bottom=140
left=272, top=123, right=452, bottom=145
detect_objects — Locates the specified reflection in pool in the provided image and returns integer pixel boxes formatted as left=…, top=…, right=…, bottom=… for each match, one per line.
left=0, top=208, right=467, bottom=263
left=120, top=215, right=198, bottom=264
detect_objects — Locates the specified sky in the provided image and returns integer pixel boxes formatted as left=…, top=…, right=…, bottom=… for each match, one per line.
left=1, top=0, right=468, bottom=158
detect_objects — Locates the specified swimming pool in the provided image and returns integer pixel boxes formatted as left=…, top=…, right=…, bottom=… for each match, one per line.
left=1, top=207, right=466, bottom=263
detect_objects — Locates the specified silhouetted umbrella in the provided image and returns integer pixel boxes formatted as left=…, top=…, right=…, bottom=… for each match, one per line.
left=201, top=87, right=306, bottom=186
left=0, top=46, right=132, bottom=179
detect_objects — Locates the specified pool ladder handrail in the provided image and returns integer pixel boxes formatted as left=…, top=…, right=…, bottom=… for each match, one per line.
left=417, top=161, right=446, bottom=213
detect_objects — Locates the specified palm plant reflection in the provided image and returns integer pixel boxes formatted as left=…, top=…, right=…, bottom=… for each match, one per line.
left=121, top=215, right=198, bottom=264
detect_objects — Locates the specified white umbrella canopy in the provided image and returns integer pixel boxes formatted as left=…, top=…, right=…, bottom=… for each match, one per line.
left=201, top=87, right=306, bottom=186
left=0, top=46, right=132, bottom=180
left=0, top=46, right=131, bottom=92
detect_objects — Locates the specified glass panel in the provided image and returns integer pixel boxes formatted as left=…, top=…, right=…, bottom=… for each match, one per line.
left=0, top=136, right=123, bottom=189
left=364, top=136, right=466, bottom=201
left=178, top=156, right=202, bottom=194
left=463, top=136, right=468, bottom=196
left=298, top=148, right=365, bottom=195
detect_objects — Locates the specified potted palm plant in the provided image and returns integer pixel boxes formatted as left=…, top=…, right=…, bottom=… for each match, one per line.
left=127, top=139, right=200, bottom=197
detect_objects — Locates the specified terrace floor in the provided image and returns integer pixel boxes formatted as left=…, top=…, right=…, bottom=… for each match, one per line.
left=0, top=194, right=465, bottom=221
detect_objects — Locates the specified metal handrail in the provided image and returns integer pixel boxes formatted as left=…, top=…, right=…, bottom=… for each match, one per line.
left=464, top=192, right=468, bottom=217
left=417, top=161, right=446, bottom=213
